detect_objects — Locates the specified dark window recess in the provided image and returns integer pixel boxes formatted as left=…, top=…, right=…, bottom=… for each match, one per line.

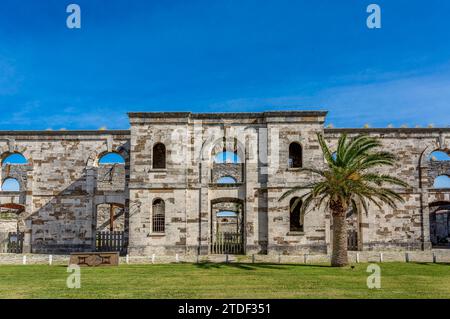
left=153, top=143, right=166, bottom=169
left=289, top=197, right=303, bottom=232
left=288, top=142, right=302, bottom=168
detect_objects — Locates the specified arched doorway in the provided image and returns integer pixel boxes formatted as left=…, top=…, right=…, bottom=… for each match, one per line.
left=95, top=203, right=127, bottom=255
left=429, top=202, right=450, bottom=248
left=210, top=199, right=244, bottom=254
left=0, top=203, right=25, bottom=253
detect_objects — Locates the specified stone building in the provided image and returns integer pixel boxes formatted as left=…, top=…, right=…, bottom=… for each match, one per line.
left=0, top=111, right=449, bottom=256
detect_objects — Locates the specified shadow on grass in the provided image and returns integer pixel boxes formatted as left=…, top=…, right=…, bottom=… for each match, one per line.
left=405, top=262, right=450, bottom=267
left=194, top=262, right=333, bottom=270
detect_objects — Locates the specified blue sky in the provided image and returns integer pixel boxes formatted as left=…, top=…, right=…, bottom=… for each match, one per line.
left=0, top=0, right=449, bottom=130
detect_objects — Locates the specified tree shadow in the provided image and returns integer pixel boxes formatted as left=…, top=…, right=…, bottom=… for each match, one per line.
left=407, top=262, right=450, bottom=266
left=194, top=262, right=332, bottom=270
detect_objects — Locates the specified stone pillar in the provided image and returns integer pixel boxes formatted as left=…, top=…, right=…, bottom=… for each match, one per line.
left=199, top=161, right=210, bottom=255
left=244, top=157, right=255, bottom=255
left=421, top=191, right=432, bottom=250
left=85, top=167, right=96, bottom=251
left=22, top=229, right=32, bottom=253
left=127, top=189, right=144, bottom=256
left=23, top=169, right=34, bottom=253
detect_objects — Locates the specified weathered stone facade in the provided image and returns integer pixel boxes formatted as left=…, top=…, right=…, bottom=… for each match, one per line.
left=0, top=111, right=449, bottom=255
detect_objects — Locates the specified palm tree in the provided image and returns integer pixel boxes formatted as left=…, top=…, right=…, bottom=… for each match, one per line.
left=280, top=133, right=408, bottom=267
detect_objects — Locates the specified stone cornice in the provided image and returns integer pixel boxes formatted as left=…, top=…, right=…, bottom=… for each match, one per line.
left=128, top=110, right=328, bottom=124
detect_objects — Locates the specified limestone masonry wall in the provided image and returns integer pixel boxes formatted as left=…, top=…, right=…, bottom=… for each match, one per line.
left=0, top=131, right=129, bottom=253
left=0, top=112, right=449, bottom=255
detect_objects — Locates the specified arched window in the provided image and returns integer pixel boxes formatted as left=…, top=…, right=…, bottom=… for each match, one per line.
left=152, top=199, right=165, bottom=233
left=1, top=178, right=20, bottom=192
left=289, top=197, right=303, bottom=232
left=214, top=151, right=240, bottom=164
left=153, top=143, right=166, bottom=169
left=434, top=175, right=450, bottom=189
left=288, top=142, right=302, bottom=168
left=217, top=176, right=237, bottom=184
left=429, top=151, right=450, bottom=161
left=2, top=153, right=28, bottom=166
left=98, top=152, right=125, bottom=165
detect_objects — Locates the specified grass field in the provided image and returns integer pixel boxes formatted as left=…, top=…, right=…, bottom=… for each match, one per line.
left=0, top=262, right=449, bottom=299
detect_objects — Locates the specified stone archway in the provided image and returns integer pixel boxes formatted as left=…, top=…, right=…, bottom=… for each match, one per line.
left=429, top=202, right=450, bottom=248
left=0, top=203, right=25, bottom=253
left=94, top=203, right=127, bottom=255
left=210, top=199, right=244, bottom=254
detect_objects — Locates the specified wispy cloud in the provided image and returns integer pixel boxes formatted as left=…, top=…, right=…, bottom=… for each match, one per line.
left=318, top=69, right=450, bottom=127
left=0, top=57, right=22, bottom=95
left=206, top=63, right=450, bottom=128
left=1, top=62, right=449, bottom=130
left=0, top=102, right=129, bottom=130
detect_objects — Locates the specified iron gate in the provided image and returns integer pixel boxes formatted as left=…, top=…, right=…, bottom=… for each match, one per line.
left=7, top=232, right=24, bottom=253
left=210, top=232, right=244, bottom=254
left=96, top=231, right=127, bottom=255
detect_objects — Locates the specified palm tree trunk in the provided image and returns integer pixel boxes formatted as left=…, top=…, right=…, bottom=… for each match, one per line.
left=331, top=212, right=349, bottom=267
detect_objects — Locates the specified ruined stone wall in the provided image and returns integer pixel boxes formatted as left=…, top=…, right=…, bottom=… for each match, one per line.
left=428, top=161, right=450, bottom=186
left=0, top=131, right=130, bottom=253
left=127, top=114, right=191, bottom=255
left=324, top=128, right=450, bottom=250
left=211, top=163, right=244, bottom=183
left=0, top=112, right=448, bottom=256
left=1, top=164, right=30, bottom=191
left=127, top=111, right=329, bottom=256
left=128, top=112, right=450, bottom=255
left=265, top=115, right=329, bottom=255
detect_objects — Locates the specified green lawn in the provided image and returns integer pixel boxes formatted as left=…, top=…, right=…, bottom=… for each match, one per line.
left=0, top=262, right=449, bottom=299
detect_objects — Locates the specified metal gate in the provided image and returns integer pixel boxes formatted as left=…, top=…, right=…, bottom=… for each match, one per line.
left=96, top=231, right=126, bottom=255
left=7, top=232, right=24, bottom=253
left=210, top=232, right=243, bottom=254
left=347, top=230, right=358, bottom=251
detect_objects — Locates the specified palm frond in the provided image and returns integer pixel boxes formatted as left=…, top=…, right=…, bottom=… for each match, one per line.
left=295, top=167, right=326, bottom=177
left=279, top=183, right=317, bottom=201
left=361, top=173, right=409, bottom=188
left=317, top=133, right=335, bottom=166
left=279, top=133, right=407, bottom=224
left=355, top=194, right=370, bottom=215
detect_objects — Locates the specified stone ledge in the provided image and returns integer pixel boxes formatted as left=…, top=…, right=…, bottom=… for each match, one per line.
left=128, top=111, right=328, bottom=119
left=287, top=231, right=305, bottom=236
left=208, top=183, right=244, bottom=188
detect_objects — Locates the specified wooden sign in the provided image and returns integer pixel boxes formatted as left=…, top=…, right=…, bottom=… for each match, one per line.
left=69, top=252, right=119, bottom=267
